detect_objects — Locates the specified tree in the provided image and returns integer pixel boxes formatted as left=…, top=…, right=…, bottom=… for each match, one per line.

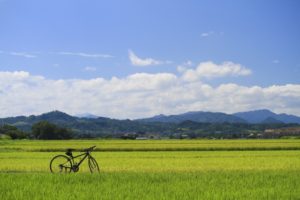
left=32, top=121, right=73, bottom=140
left=0, top=124, right=26, bottom=139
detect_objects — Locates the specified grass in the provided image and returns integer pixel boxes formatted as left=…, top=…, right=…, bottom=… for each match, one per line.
left=1, top=151, right=300, bottom=172
left=1, top=139, right=300, bottom=199
left=1, top=171, right=300, bottom=200
left=1, top=139, right=300, bottom=151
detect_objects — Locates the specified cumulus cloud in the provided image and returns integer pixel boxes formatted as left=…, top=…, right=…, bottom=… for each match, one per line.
left=107, top=73, right=177, bottom=92
left=128, top=50, right=171, bottom=66
left=58, top=52, right=113, bottom=58
left=10, top=52, right=37, bottom=58
left=177, top=60, right=193, bottom=73
left=181, top=61, right=252, bottom=82
left=0, top=70, right=300, bottom=119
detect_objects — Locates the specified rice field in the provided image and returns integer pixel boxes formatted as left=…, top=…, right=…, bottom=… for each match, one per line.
left=1, top=139, right=300, bottom=151
left=1, top=139, right=300, bottom=199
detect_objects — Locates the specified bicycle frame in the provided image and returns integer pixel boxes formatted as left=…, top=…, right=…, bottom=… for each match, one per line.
left=68, top=152, right=91, bottom=167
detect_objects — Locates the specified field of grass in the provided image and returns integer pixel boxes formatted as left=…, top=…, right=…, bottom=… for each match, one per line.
left=1, top=139, right=300, bottom=151
left=1, top=171, right=300, bottom=200
left=1, top=139, right=300, bottom=199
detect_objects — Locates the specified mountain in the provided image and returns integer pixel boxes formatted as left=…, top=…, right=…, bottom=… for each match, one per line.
left=76, top=113, right=99, bottom=119
left=234, top=109, right=276, bottom=123
left=1, top=111, right=78, bottom=131
left=234, top=109, right=300, bottom=124
left=276, top=113, right=300, bottom=124
left=261, top=117, right=283, bottom=124
left=138, top=111, right=246, bottom=123
left=37, top=110, right=77, bottom=123
left=2, top=110, right=299, bottom=129
left=0, top=111, right=171, bottom=136
left=1, top=110, right=300, bottom=139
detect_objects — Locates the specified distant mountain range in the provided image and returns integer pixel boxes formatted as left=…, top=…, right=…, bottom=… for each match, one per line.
left=1, top=109, right=299, bottom=137
left=0, top=110, right=300, bottom=138
left=138, top=111, right=246, bottom=123
left=1, top=111, right=140, bottom=134
left=1, top=109, right=300, bottom=126
left=233, top=109, right=300, bottom=124
left=139, top=109, right=300, bottom=124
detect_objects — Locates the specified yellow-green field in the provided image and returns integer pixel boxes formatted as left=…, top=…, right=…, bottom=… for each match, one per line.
left=2, top=139, right=300, bottom=151
left=1, top=151, right=300, bottom=173
left=1, top=139, right=300, bottom=199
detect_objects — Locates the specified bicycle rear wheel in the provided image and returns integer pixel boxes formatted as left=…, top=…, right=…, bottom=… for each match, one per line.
left=88, top=156, right=100, bottom=173
left=50, top=155, right=72, bottom=173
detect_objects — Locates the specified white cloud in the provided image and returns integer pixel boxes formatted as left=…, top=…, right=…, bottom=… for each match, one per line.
left=107, top=73, right=177, bottom=92
left=201, top=31, right=224, bottom=38
left=181, top=61, right=252, bottom=82
left=58, top=52, right=113, bottom=58
left=177, top=60, right=193, bottom=73
left=201, top=31, right=214, bottom=37
left=0, top=70, right=300, bottom=119
left=128, top=50, right=171, bottom=66
left=84, top=66, right=97, bottom=71
left=10, top=52, right=37, bottom=58
left=184, top=60, right=193, bottom=66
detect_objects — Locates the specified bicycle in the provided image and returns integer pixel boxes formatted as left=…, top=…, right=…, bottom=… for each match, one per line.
left=49, top=146, right=100, bottom=173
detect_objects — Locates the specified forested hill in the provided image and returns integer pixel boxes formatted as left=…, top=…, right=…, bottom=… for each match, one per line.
left=234, top=109, right=300, bottom=124
left=1, top=111, right=147, bottom=136
left=139, top=109, right=300, bottom=124
left=138, top=111, right=246, bottom=123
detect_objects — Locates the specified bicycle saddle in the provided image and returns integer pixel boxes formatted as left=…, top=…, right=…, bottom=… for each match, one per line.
left=66, top=148, right=75, bottom=152
left=65, top=148, right=75, bottom=157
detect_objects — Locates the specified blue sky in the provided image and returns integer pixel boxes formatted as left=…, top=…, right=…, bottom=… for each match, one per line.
left=0, top=0, right=300, bottom=118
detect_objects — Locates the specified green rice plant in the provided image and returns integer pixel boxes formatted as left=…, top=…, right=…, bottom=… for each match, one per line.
left=1, top=139, right=300, bottom=152
left=1, top=150, right=300, bottom=172
left=1, top=171, right=300, bottom=200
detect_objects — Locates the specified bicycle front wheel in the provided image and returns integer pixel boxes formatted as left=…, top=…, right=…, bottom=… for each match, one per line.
left=50, top=155, right=72, bottom=173
left=88, top=156, right=100, bottom=173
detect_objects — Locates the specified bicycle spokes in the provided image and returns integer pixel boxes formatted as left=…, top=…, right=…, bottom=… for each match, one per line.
left=88, top=157, right=100, bottom=173
left=50, top=155, right=72, bottom=173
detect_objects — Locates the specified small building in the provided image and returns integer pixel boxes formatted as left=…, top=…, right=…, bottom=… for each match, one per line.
left=136, top=137, right=148, bottom=140
left=263, top=127, right=300, bottom=138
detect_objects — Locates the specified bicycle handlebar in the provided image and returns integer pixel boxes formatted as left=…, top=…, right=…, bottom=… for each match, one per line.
left=84, top=146, right=96, bottom=152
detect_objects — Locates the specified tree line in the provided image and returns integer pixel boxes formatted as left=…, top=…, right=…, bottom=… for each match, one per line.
left=0, top=121, right=73, bottom=140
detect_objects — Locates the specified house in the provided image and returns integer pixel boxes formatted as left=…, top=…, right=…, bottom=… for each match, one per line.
left=263, top=127, right=300, bottom=138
